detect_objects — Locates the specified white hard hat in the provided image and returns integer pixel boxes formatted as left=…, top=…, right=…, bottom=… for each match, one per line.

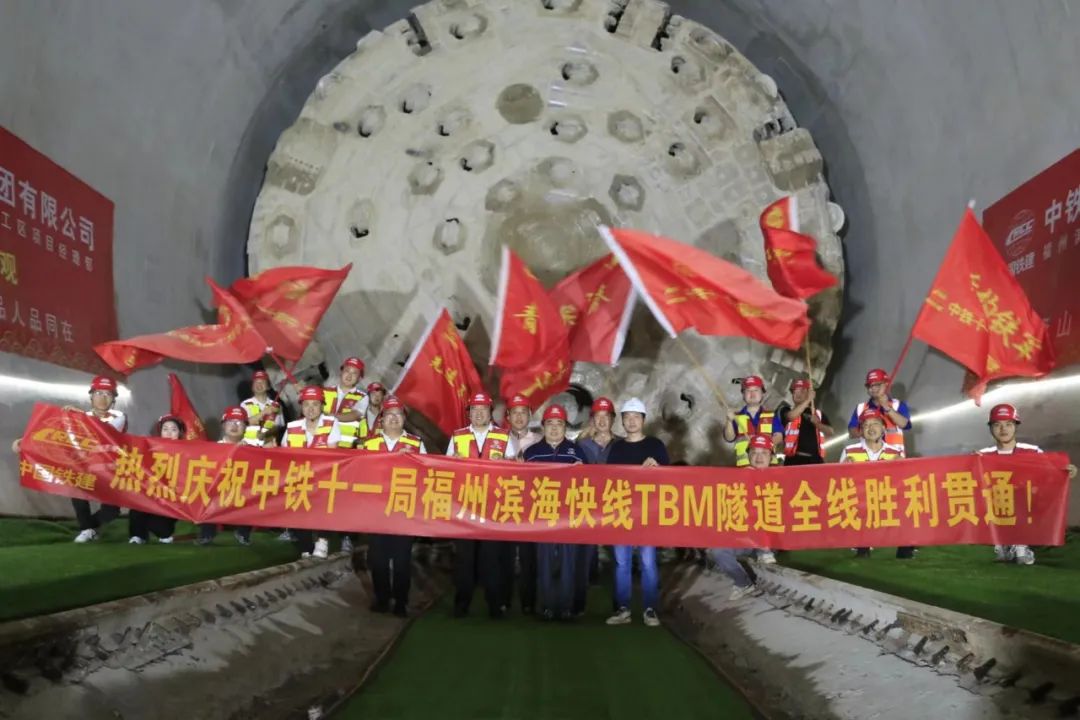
left=620, top=397, right=647, bottom=416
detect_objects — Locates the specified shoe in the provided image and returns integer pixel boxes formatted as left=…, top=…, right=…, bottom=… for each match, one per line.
left=895, top=547, right=916, bottom=560
left=606, top=607, right=632, bottom=625
left=541, top=609, right=555, bottom=621
left=643, top=608, right=660, bottom=627
left=157, top=536, right=174, bottom=544
left=277, top=530, right=295, bottom=542
left=854, top=548, right=871, bottom=558
left=301, top=551, right=312, bottom=559
left=341, top=536, right=354, bottom=554
left=234, top=531, right=251, bottom=546
left=313, top=538, right=329, bottom=559
left=74, top=529, right=97, bottom=543
left=196, top=537, right=214, bottom=546
left=729, top=584, right=756, bottom=601
left=1013, top=545, right=1035, bottom=565
left=559, top=611, right=573, bottom=622
left=994, top=545, right=1013, bottom=562
left=757, top=550, right=777, bottom=565
left=128, top=536, right=146, bottom=545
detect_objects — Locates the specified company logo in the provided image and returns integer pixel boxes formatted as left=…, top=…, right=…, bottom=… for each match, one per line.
left=1004, top=209, right=1036, bottom=259
left=29, top=413, right=103, bottom=462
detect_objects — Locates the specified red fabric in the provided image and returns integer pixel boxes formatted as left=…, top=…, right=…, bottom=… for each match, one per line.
left=601, top=227, right=810, bottom=350
left=490, top=248, right=568, bottom=369
left=227, top=264, right=351, bottom=361
left=549, top=254, right=634, bottom=365
left=167, top=373, right=207, bottom=440
left=94, top=279, right=267, bottom=373
left=498, top=351, right=571, bottom=408
left=911, top=209, right=1056, bottom=402
left=18, top=402, right=1072, bottom=549
left=392, top=309, right=484, bottom=435
left=760, top=197, right=838, bottom=300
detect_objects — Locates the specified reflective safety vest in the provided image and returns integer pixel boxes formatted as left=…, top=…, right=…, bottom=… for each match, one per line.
left=977, top=443, right=1043, bottom=455
left=783, top=410, right=826, bottom=459
left=323, top=386, right=368, bottom=448
left=364, top=432, right=423, bottom=453
left=284, top=417, right=337, bottom=448
left=365, top=409, right=383, bottom=441
left=241, top=397, right=280, bottom=443
left=450, top=426, right=510, bottom=459
left=732, top=409, right=779, bottom=467
left=855, top=400, right=907, bottom=450
left=842, top=441, right=904, bottom=463
left=87, top=409, right=127, bottom=433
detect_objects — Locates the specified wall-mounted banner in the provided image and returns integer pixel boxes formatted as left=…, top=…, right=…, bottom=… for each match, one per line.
left=18, top=404, right=1072, bottom=549
left=983, top=149, right=1080, bottom=367
left=0, top=126, right=116, bottom=373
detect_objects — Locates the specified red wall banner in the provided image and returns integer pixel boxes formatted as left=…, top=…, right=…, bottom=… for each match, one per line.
left=983, top=149, right=1080, bottom=367
left=18, top=404, right=1072, bottom=550
left=0, top=126, right=116, bottom=373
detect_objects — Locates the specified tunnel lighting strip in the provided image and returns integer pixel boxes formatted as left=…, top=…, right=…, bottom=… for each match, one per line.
left=0, top=374, right=132, bottom=404
left=821, top=373, right=1080, bottom=451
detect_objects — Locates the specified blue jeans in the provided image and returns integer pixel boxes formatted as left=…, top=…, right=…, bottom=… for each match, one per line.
left=708, top=548, right=755, bottom=588
left=537, top=543, right=577, bottom=615
left=613, top=545, right=659, bottom=610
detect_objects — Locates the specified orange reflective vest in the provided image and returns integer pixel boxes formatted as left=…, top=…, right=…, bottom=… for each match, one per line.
left=783, top=410, right=826, bottom=459
left=450, top=426, right=510, bottom=459
left=855, top=400, right=907, bottom=451
left=364, top=432, right=423, bottom=453
left=842, top=441, right=904, bottom=463
left=284, top=417, right=336, bottom=448
left=732, top=409, right=779, bottom=467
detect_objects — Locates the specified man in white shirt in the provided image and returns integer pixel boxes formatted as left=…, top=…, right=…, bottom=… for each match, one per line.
left=197, top=406, right=261, bottom=547
left=502, top=393, right=541, bottom=614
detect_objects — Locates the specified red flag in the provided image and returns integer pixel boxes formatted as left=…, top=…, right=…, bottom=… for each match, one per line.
left=94, top=280, right=268, bottom=373
left=550, top=254, right=635, bottom=365
left=599, top=227, right=810, bottom=350
left=168, top=373, right=208, bottom=440
left=489, top=247, right=569, bottom=369
left=499, top=352, right=572, bottom=408
left=760, top=197, right=838, bottom=300
left=228, top=264, right=351, bottom=361
left=392, top=309, right=484, bottom=435
left=911, top=208, right=1055, bottom=402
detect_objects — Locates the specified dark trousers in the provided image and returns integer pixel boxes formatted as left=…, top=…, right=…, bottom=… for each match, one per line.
left=72, top=499, right=118, bottom=531
left=505, top=542, right=537, bottom=612
left=453, top=539, right=506, bottom=616
left=573, top=544, right=596, bottom=614
left=129, top=510, right=176, bottom=540
left=293, top=529, right=316, bottom=554
left=537, top=543, right=577, bottom=616
left=784, top=453, right=824, bottom=466
left=369, top=534, right=414, bottom=609
left=199, top=524, right=251, bottom=542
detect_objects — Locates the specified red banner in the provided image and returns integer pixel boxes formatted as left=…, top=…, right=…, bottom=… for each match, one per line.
left=0, top=126, right=116, bottom=373
left=18, top=404, right=1071, bottom=549
left=983, top=149, right=1080, bottom=367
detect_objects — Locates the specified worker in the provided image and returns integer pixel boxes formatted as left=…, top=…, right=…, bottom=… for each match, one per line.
left=446, top=391, right=511, bottom=618
left=606, top=397, right=669, bottom=628
left=976, top=403, right=1077, bottom=565
left=776, top=378, right=833, bottom=465
left=723, top=375, right=782, bottom=467
left=362, top=395, right=425, bottom=616
left=241, top=369, right=283, bottom=447
left=197, top=406, right=260, bottom=546
left=503, top=393, right=541, bottom=614
left=840, top=407, right=911, bottom=559
left=283, top=386, right=344, bottom=558
left=522, top=404, right=586, bottom=620
left=709, top=434, right=773, bottom=600
left=323, top=356, right=370, bottom=449
left=574, top=396, right=619, bottom=614
left=128, top=414, right=185, bottom=544
left=363, top=381, right=386, bottom=440
left=847, top=368, right=912, bottom=454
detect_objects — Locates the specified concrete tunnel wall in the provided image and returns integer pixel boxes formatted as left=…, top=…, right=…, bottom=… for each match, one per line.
left=1, top=0, right=1078, bottom=520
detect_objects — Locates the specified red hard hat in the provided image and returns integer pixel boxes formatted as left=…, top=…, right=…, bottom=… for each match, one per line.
left=747, top=434, right=773, bottom=451
left=252, top=370, right=270, bottom=383
left=988, top=403, right=1020, bottom=425
left=367, top=381, right=385, bottom=393
left=299, top=385, right=325, bottom=403
left=741, top=375, right=765, bottom=390
left=543, top=404, right=568, bottom=423
left=865, top=368, right=889, bottom=386
left=155, top=414, right=187, bottom=435
left=790, top=378, right=811, bottom=392
left=382, top=395, right=405, bottom=412
left=341, top=357, right=365, bottom=374
left=592, top=396, right=615, bottom=414
left=858, top=407, right=886, bottom=426
left=506, top=394, right=531, bottom=410
left=221, top=406, right=248, bottom=424
left=90, top=376, right=117, bottom=394
left=468, top=391, right=493, bottom=408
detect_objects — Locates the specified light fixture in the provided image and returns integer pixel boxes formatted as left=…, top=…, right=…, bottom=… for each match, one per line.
left=0, top=374, right=132, bottom=405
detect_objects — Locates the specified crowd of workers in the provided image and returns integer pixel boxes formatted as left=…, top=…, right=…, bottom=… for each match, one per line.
left=11, top=358, right=1077, bottom=624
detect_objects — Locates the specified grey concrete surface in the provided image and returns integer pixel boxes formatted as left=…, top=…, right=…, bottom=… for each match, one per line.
left=2, top=0, right=1078, bottom=516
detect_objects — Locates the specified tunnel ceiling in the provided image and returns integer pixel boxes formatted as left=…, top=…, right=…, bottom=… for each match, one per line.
left=247, top=0, right=844, bottom=462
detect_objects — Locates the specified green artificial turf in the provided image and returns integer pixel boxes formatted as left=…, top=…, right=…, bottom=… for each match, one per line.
left=336, top=589, right=755, bottom=720
left=0, top=518, right=298, bottom=622
left=780, top=532, right=1080, bottom=644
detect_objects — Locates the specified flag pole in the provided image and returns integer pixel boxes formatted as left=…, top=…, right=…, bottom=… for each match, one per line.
left=675, top=335, right=731, bottom=415
left=267, top=349, right=302, bottom=389
left=803, top=338, right=817, bottom=414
